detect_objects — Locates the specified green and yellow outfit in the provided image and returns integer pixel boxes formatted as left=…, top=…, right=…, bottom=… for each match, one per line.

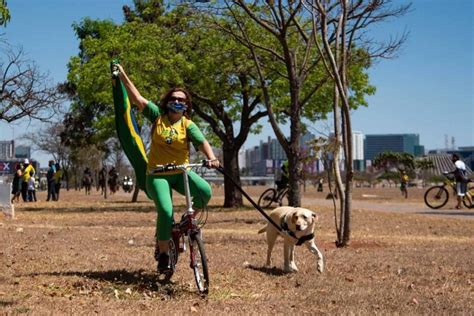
left=143, top=101, right=212, bottom=241
left=21, top=164, right=35, bottom=202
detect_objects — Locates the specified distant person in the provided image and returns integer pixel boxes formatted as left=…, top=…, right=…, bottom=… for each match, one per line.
left=11, top=163, right=22, bottom=204
left=108, top=166, right=119, bottom=194
left=450, top=154, right=471, bottom=209
left=82, top=167, right=93, bottom=195
left=317, top=178, right=323, bottom=192
left=54, top=163, right=63, bottom=201
left=98, top=166, right=106, bottom=195
left=276, top=160, right=289, bottom=192
left=400, top=170, right=409, bottom=199
left=27, top=171, right=37, bottom=202
left=46, top=160, right=57, bottom=201
left=21, top=159, right=35, bottom=202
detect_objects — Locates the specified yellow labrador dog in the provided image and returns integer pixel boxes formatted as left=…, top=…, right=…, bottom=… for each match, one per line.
left=258, top=206, right=324, bottom=273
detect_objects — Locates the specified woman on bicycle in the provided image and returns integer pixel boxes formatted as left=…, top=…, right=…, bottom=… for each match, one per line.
left=114, top=63, right=220, bottom=273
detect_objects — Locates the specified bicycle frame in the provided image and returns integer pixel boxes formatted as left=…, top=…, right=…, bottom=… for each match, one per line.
left=150, top=162, right=210, bottom=293
left=275, top=187, right=289, bottom=202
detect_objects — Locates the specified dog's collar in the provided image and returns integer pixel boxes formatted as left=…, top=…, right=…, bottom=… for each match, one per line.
left=280, top=214, right=314, bottom=246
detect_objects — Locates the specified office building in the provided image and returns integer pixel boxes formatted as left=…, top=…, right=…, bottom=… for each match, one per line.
left=364, top=134, right=424, bottom=161
left=0, top=140, right=15, bottom=159
left=15, top=145, right=31, bottom=159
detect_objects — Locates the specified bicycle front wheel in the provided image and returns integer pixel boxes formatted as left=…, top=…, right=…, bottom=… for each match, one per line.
left=189, top=232, right=209, bottom=294
left=258, top=188, right=276, bottom=209
left=424, top=186, right=449, bottom=209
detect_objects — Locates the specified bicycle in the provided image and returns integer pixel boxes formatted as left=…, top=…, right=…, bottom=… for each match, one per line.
left=150, top=162, right=210, bottom=294
left=424, top=173, right=473, bottom=209
left=258, top=185, right=289, bottom=209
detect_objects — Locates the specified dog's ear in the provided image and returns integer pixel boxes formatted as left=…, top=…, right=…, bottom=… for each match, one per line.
left=291, top=213, right=297, bottom=224
left=312, top=212, right=319, bottom=222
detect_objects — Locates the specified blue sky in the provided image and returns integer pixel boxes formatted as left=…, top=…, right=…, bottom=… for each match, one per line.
left=1, top=0, right=473, bottom=166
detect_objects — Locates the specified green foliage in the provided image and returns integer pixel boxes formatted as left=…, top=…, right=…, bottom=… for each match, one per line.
left=64, top=1, right=376, bottom=167
left=65, top=4, right=267, bottom=151
left=373, top=151, right=415, bottom=172
left=378, top=171, right=400, bottom=183
left=428, top=174, right=445, bottom=185
left=416, top=158, right=434, bottom=171
left=0, top=0, right=10, bottom=26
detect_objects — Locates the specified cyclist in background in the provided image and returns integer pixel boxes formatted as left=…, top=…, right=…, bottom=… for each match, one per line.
left=450, top=154, right=471, bottom=209
left=114, top=63, right=220, bottom=274
left=276, top=160, right=289, bottom=192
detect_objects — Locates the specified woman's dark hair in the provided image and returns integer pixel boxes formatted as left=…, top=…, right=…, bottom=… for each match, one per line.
left=159, top=87, right=192, bottom=119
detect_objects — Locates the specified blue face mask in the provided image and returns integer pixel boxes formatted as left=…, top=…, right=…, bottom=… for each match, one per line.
left=167, top=101, right=187, bottom=113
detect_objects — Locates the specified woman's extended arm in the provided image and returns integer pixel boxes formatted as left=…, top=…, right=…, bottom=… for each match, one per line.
left=198, top=140, right=220, bottom=168
left=115, top=64, right=148, bottom=111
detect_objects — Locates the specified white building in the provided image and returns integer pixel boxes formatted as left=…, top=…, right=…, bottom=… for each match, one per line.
left=352, top=131, right=364, bottom=161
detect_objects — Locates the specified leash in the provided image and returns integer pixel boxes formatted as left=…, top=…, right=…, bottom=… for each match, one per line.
left=216, top=166, right=312, bottom=244
left=216, top=166, right=282, bottom=232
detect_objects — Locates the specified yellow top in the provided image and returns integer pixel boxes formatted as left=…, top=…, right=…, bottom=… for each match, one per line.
left=22, top=164, right=35, bottom=182
left=144, top=101, right=205, bottom=175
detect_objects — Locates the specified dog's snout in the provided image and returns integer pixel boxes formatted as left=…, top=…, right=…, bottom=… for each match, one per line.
left=296, top=224, right=302, bottom=231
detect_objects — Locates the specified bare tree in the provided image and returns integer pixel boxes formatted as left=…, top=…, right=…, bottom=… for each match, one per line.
left=0, top=42, right=64, bottom=123
left=215, top=0, right=332, bottom=206
left=303, top=0, right=410, bottom=246
left=22, top=122, right=69, bottom=163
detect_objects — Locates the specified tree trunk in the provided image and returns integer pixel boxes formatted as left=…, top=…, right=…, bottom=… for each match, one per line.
left=341, top=111, right=353, bottom=245
left=104, top=165, right=108, bottom=200
left=288, top=146, right=301, bottom=207
left=222, top=144, right=243, bottom=207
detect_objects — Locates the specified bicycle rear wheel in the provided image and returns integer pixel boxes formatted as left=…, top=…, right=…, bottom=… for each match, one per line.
left=258, top=188, right=276, bottom=209
left=189, top=232, right=209, bottom=294
left=462, top=183, right=474, bottom=208
left=424, top=186, right=449, bottom=209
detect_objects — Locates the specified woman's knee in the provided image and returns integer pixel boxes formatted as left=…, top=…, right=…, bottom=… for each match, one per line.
left=193, top=181, right=212, bottom=208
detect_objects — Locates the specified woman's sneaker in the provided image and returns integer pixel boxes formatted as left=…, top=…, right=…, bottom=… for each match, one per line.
left=157, top=252, right=171, bottom=274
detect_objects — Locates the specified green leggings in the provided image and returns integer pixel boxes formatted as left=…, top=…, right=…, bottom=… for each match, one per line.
left=146, top=171, right=212, bottom=240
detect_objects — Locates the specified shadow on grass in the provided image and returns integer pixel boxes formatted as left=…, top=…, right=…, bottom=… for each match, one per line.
left=17, top=203, right=256, bottom=214
left=417, top=211, right=474, bottom=216
left=23, top=269, right=193, bottom=295
left=19, top=204, right=155, bottom=214
left=0, top=300, right=16, bottom=307
left=246, top=264, right=288, bottom=276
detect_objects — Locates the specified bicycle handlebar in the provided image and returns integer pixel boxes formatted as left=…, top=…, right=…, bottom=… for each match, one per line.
left=150, top=161, right=209, bottom=174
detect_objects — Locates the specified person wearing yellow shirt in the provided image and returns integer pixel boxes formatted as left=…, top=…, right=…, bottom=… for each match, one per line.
left=115, top=63, right=220, bottom=274
left=21, top=159, right=35, bottom=202
left=400, top=170, right=409, bottom=199
left=54, top=163, right=63, bottom=201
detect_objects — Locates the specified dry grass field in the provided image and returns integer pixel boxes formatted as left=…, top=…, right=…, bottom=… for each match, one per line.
left=1, top=186, right=473, bottom=314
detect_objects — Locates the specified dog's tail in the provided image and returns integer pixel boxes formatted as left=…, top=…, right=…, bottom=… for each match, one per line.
left=258, top=225, right=267, bottom=234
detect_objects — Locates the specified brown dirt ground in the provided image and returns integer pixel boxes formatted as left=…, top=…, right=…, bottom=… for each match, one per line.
left=1, top=186, right=473, bottom=314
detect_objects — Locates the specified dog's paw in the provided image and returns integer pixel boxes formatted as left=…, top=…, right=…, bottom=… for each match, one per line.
left=290, top=262, right=299, bottom=272
left=284, top=265, right=298, bottom=273
left=317, top=260, right=324, bottom=273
